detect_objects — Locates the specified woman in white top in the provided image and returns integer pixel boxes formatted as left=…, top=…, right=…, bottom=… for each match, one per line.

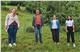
left=50, top=15, right=60, bottom=44
left=5, top=8, right=19, bottom=47
left=65, top=16, right=76, bottom=48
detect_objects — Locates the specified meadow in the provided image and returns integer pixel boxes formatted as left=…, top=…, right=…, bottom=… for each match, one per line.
left=1, top=6, right=80, bottom=52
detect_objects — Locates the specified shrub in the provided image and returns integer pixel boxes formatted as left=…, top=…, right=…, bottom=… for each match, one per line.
left=1, top=6, right=9, bottom=11
left=75, top=17, right=80, bottom=32
left=26, top=26, right=34, bottom=32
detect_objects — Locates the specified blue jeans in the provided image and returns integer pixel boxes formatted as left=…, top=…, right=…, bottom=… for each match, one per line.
left=8, top=25, right=18, bottom=43
left=34, top=25, right=42, bottom=43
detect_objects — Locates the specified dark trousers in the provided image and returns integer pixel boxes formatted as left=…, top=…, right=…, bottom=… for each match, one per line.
left=8, top=25, right=18, bottom=43
left=67, top=27, right=75, bottom=43
left=34, top=25, right=42, bottom=43
left=51, top=29, right=59, bottom=43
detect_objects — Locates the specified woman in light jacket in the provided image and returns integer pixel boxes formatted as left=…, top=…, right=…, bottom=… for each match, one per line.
left=5, top=8, right=19, bottom=47
left=50, top=15, right=60, bottom=44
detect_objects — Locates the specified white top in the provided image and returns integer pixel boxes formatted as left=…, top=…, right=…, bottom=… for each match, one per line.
left=51, top=20, right=58, bottom=29
left=5, top=13, right=20, bottom=30
left=66, top=20, right=74, bottom=27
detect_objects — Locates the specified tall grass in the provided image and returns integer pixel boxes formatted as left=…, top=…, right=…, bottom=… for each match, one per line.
left=1, top=6, right=80, bottom=52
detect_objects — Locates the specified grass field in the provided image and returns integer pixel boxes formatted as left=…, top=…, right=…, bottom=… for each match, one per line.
left=1, top=6, right=80, bottom=52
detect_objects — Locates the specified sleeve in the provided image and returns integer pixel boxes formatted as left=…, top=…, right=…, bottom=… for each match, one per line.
left=50, top=18, right=52, bottom=29
left=5, top=14, right=9, bottom=27
left=32, top=15, right=35, bottom=26
left=16, top=15, right=20, bottom=28
left=72, top=20, right=74, bottom=25
left=41, top=16, right=44, bottom=26
left=58, top=20, right=60, bottom=28
left=65, top=20, right=67, bottom=26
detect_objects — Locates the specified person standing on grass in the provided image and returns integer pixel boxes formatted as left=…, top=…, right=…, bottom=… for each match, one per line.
left=5, top=8, right=19, bottom=47
left=50, top=15, right=60, bottom=44
left=65, top=16, right=76, bottom=48
left=32, top=9, right=44, bottom=44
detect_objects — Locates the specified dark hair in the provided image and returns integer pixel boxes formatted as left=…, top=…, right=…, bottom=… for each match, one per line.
left=68, top=16, right=72, bottom=18
left=34, top=9, right=42, bottom=14
left=67, top=16, right=72, bottom=20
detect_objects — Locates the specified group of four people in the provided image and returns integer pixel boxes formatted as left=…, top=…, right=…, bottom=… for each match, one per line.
left=5, top=8, right=76, bottom=48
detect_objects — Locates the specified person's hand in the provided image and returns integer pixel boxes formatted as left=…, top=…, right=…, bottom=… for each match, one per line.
left=66, top=29, right=68, bottom=32
left=5, top=28, right=7, bottom=32
left=5, top=29, right=7, bottom=32
left=73, top=30, right=75, bottom=32
left=32, top=26, right=34, bottom=29
left=42, top=26, right=43, bottom=29
left=5, top=25, right=7, bottom=32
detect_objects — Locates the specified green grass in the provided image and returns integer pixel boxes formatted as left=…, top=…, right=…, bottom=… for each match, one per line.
left=1, top=6, right=80, bottom=52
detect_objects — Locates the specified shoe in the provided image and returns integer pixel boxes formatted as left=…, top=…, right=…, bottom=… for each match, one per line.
left=57, top=42, right=59, bottom=45
left=9, top=43, right=12, bottom=47
left=54, top=42, right=56, bottom=44
left=13, top=43, right=16, bottom=46
left=67, top=43, right=70, bottom=46
left=73, top=43, right=76, bottom=48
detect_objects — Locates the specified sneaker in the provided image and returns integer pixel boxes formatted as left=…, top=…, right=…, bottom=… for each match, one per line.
left=13, top=43, right=16, bottom=46
left=73, top=43, right=76, bottom=48
left=57, top=42, right=60, bottom=45
left=67, top=43, right=70, bottom=46
left=9, top=43, right=12, bottom=47
left=54, top=42, right=56, bottom=44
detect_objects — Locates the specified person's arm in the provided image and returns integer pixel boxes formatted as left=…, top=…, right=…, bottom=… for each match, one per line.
left=73, top=25, right=75, bottom=32
left=65, top=20, right=68, bottom=32
left=57, top=20, right=60, bottom=30
left=50, top=20, right=52, bottom=30
left=5, top=14, right=9, bottom=32
left=16, top=15, right=20, bottom=28
left=41, top=16, right=44, bottom=27
left=65, top=25, right=68, bottom=32
left=32, top=15, right=35, bottom=29
left=73, top=20, right=75, bottom=32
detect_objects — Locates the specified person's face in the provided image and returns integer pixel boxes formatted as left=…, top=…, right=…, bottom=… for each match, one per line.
left=68, top=16, right=72, bottom=20
left=11, top=9, right=16, bottom=14
left=36, top=10, right=40, bottom=15
left=53, top=15, right=56, bottom=19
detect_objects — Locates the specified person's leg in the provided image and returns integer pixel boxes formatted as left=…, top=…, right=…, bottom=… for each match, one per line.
left=8, top=29, right=12, bottom=44
left=13, top=26, right=17, bottom=43
left=71, top=32, right=75, bottom=43
left=38, top=26, right=43, bottom=43
left=56, top=29, right=59, bottom=43
left=67, top=31, right=70, bottom=43
left=71, top=31, right=76, bottom=47
left=53, top=29, right=56, bottom=42
left=8, top=25, right=13, bottom=44
left=51, top=29, right=55, bottom=42
left=34, top=26, right=38, bottom=43
left=7, top=25, right=13, bottom=47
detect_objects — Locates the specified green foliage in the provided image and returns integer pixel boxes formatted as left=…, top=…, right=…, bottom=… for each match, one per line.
left=1, top=6, right=9, bottom=11
left=1, top=1, right=80, bottom=31
left=75, top=17, right=80, bottom=32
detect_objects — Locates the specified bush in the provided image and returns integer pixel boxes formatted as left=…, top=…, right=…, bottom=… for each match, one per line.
left=75, top=18, right=80, bottom=32
left=1, top=6, right=9, bottom=11
left=26, top=26, right=34, bottom=32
